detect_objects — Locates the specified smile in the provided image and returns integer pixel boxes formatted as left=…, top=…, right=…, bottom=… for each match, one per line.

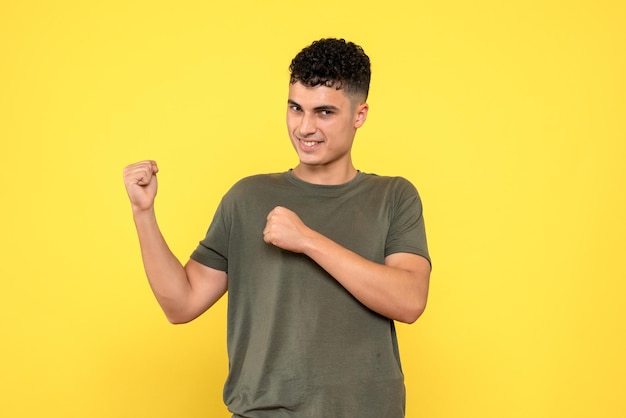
left=298, top=138, right=324, bottom=149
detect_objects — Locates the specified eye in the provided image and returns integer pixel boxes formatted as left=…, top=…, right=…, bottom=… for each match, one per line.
left=319, top=109, right=334, bottom=116
left=289, top=105, right=302, bottom=112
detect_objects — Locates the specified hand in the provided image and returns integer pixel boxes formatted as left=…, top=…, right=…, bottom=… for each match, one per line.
left=263, top=206, right=312, bottom=253
left=123, top=160, right=159, bottom=213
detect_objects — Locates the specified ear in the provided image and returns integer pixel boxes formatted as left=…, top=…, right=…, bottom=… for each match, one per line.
left=354, top=102, right=369, bottom=129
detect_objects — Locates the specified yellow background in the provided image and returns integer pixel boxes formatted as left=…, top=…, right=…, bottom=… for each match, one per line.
left=1, top=1, right=625, bottom=417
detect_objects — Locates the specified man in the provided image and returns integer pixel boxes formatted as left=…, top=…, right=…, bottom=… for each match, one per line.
left=123, top=38, right=431, bottom=417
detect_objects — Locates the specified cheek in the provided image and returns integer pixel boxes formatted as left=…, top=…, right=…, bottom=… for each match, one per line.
left=324, top=121, right=351, bottom=140
left=286, top=114, right=298, bottom=131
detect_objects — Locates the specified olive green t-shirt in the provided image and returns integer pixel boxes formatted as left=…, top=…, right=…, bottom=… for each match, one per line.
left=191, top=170, right=430, bottom=417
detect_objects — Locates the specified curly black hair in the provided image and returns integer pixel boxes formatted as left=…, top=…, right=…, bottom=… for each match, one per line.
left=289, top=38, right=371, bottom=100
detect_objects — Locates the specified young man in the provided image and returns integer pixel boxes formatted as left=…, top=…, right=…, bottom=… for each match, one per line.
left=123, top=38, right=431, bottom=417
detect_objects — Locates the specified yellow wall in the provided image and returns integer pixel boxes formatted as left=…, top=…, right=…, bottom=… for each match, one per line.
left=1, top=1, right=624, bottom=417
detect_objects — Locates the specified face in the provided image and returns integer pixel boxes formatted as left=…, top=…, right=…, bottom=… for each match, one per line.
left=286, top=82, right=368, bottom=181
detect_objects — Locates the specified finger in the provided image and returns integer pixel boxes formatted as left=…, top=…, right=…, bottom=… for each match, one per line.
left=136, top=170, right=152, bottom=186
left=149, top=160, right=159, bottom=175
left=124, top=161, right=155, bottom=179
left=266, top=207, right=278, bottom=220
left=134, top=161, right=157, bottom=186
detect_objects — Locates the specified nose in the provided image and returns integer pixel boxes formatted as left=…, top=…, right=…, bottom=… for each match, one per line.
left=298, top=112, right=317, bottom=137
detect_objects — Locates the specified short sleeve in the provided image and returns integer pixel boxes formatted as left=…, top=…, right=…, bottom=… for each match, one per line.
left=190, top=197, right=230, bottom=272
left=385, top=178, right=431, bottom=267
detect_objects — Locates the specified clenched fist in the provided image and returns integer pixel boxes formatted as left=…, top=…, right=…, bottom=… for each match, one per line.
left=263, top=206, right=313, bottom=253
left=123, top=160, right=159, bottom=212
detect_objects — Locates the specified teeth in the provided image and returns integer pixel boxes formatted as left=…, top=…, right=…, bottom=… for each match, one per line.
left=303, top=141, right=318, bottom=146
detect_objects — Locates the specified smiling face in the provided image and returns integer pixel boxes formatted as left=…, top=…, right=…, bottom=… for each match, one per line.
left=286, top=81, right=368, bottom=184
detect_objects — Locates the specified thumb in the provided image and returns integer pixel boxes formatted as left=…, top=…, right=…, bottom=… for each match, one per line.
left=123, top=160, right=159, bottom=188
left=136, top=161, right=159, bottom=186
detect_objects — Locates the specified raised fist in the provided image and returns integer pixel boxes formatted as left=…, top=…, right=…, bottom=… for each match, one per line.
left=123, top=160, right=159, bottom=212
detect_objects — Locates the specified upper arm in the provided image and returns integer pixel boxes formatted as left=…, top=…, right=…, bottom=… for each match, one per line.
left=385, top=252, right=431, bottom=318
left=172, top=258, right=228, bottom=324
left=385, top=252, right=431, bottom=277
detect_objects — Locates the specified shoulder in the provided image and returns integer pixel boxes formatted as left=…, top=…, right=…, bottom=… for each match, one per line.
left=358, top=173, right=424, bottom=214
left=219, top=172, right=290, bottom=206
left=226, top=172, right=287, bottom=193
left=359, top=172, right=419, bottom=194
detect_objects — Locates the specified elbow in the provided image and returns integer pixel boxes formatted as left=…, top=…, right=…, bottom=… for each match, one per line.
left=163, top=308, right=196, bottom=325
left=166, top=315, right=192, bottom=325
left=157, top=296, right=200, bottom=324
left=399, top=272, right=430, bottom=324
left=397, top=300, right=427, bottom=324
left=398, top=310, right=424, bottom=325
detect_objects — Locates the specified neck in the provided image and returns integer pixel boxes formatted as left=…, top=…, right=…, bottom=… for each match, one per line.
left=291, top=163, right=358, bottom=185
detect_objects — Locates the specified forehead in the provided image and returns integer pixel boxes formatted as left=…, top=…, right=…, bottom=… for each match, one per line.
left=288, top=82, right=352, bottom=108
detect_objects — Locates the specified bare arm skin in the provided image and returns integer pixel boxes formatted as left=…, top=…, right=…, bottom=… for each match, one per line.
left=123, top=160, right=227, bottom=324
left=263, top=206, right=430, bottom=324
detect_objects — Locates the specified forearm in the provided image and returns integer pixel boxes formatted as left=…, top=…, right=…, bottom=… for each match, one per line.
left=303, top=232, right=429, bottom=323
left=133, top=209, right=193, bottom=321
left=263, top=206, right=430, bottom=322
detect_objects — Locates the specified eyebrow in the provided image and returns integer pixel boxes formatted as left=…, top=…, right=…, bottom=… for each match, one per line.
left=287, top=99, right=340, bottom=112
